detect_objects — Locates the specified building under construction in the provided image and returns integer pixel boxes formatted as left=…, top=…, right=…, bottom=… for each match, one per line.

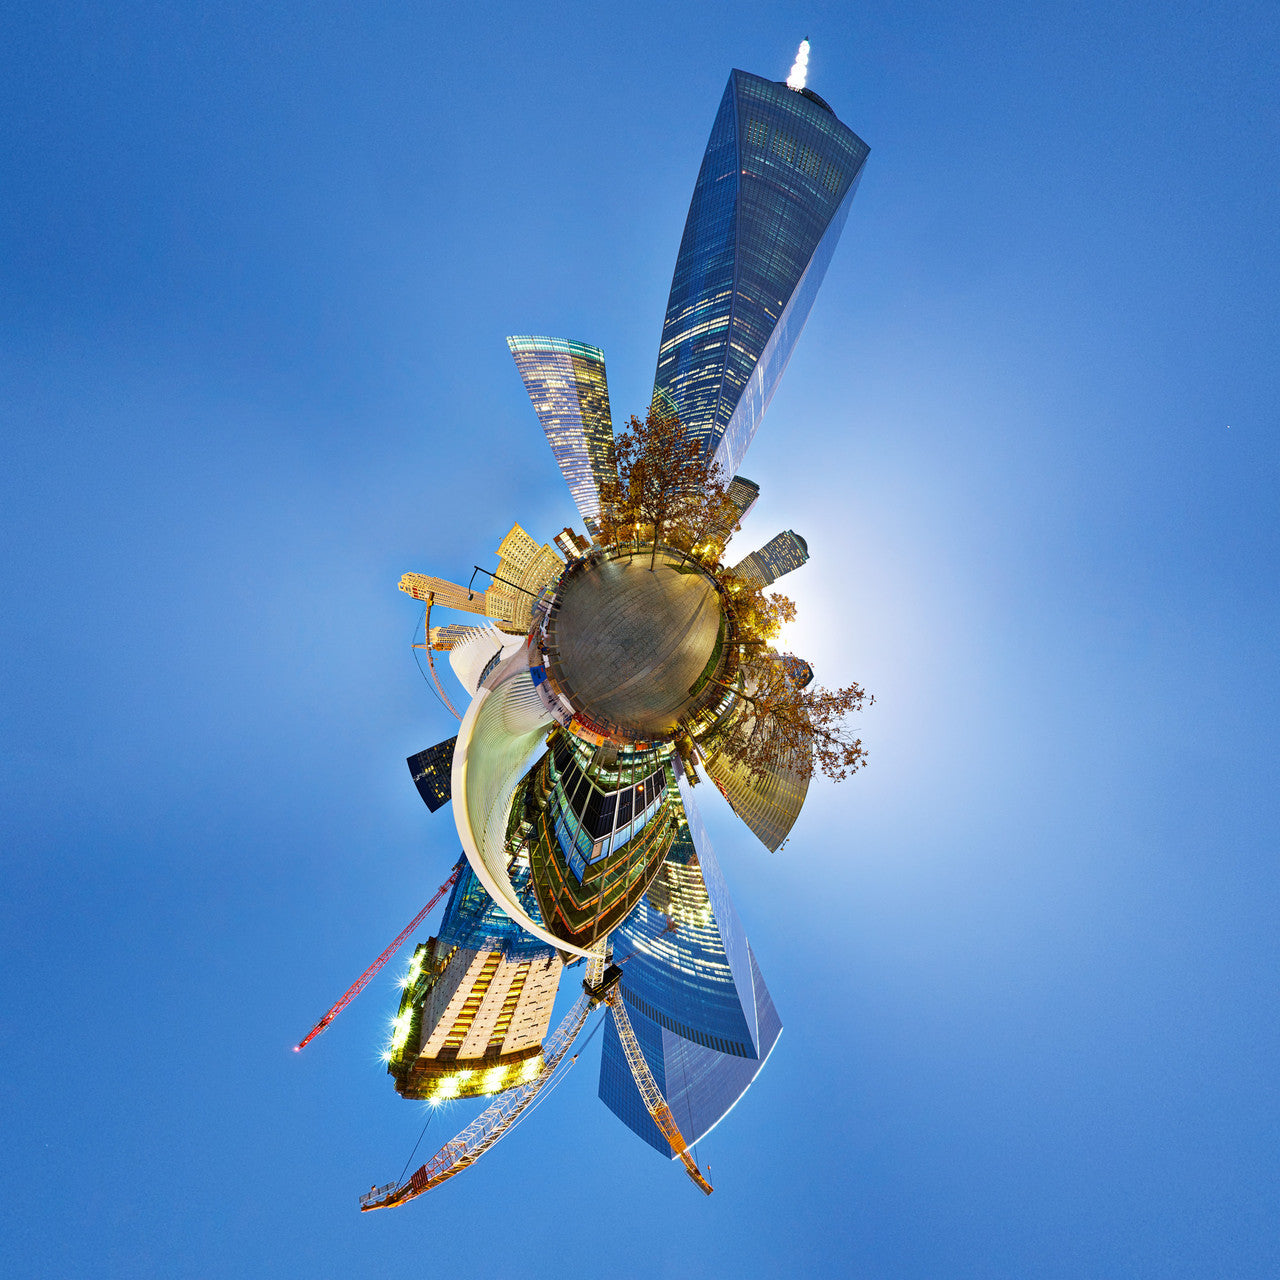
left=386, top=864, right=562, bottom=1103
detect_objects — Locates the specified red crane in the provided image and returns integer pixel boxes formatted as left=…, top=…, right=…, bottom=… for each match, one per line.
left=294, top=865, right=461, bottom=1053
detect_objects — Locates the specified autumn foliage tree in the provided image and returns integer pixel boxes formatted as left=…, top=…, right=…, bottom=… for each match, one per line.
left=712, top=654, right=873, bottom=784
left=722, top=576, right=797, bottom=647
left=600, top=408, right=738, bottom=567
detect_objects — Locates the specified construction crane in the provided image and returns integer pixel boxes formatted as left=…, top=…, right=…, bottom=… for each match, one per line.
left=359, top=951, right=608, bottom=1210
left=411, top=594, right=463, bottom=720
left=604, top=983, right=714, bottom=1195
left=294, top=865, right=461, bottom=1053
left=358, top=955, right=713, bottom=1209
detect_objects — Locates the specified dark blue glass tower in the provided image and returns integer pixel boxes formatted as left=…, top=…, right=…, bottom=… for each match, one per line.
left=597, top=773, right=782, bottom=1154
left=653, top=70, right=869, bottom=476
left=437, top=859, right=555, bottom=963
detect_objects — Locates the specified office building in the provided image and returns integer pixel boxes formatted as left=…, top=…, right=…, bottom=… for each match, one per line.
left=388, top=863, right=562, bottom=1103
left=516, top=732, right=680, bottom=951
left=428, top=623, right=487, bottom=651
left=652, top=70, right=869, bottom=476
left=597, top=774, right=781, bottom=1153
left=406, top=736, right=457, bottom=812
left=554, top=526, right=592, bottom=560
left=707, top=474, right=761, bottom=547
left=399, top=572, right=494, bottom=620
left=730, top=530, right=809, bottom=589
left=777, top=653, right=814, bottom=688
left=508, top=335, right=616, bottom=536
left=485, top=523, right=564, bottom=632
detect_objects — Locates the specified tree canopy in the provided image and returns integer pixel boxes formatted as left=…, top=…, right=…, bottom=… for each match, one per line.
left=712, top=654, right=873, bottom=784
left=600, top=408, right=738, bottom=566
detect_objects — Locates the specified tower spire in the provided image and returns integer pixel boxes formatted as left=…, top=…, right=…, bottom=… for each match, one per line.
left=786, top=38, right=810, bottom=91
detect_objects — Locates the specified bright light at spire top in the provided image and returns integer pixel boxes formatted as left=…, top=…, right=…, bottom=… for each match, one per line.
left=787, top=39, right=810, bottom=91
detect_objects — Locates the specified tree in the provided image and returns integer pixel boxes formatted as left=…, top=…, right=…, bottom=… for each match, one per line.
left=722, top=576, right=796, bottom=647
left=600, top=408, right=737, bottom=568
left=710, top=653, right=873, bottom=784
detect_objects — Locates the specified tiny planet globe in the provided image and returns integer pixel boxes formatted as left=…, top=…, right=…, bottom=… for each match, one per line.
left=543, top=553, right=724, bottom=739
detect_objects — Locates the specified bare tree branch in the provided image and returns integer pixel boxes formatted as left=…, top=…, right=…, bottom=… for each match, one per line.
left=711, top=655, right=873, bottom=784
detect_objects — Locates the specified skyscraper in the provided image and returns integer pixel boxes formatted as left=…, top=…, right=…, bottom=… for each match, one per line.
left=507, top=335, right=616, bottom=536
left=725, top=475, right=761, bottom=526
left=706, top=474, right=761, bottom=548
left=730, top=529, right=809, bottom=588
left=702, top=734, right=810, bottom=853
left=653, top=70, right=869, bottom=476
left=406, top=736, right=457, bottom=812
left=517, top=731, right=681, bottom=950
left=363, top=52, right=872, bottom=1208
left=485, top=522, right=564, bottom=631
left=399, top=572, right=495, bottom=620
left=386, top=860, right=562, bottom=1103
left=428, top=623, right=487, bottom=651
left=598, top=773, right=781, bottom=1153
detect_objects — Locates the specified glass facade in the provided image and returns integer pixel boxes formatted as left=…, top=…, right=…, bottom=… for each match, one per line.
left=597, top=774, right=782, bottom=1153
left=598, top=943, right=781, bottom=1156
left=703, top=736, right=810, bottom=854
left=507, top=335, right=616, bottom=533
left=436, top=859, right=557, bottom=964
left=547, top=732, right=670, bottom=880
left=406, top=736, right=457, bottom=812
left=522, top=734, right=680, bottom=950
left=652, top=71, right=869, bottom=475
left=731, top=529, right=809, bottom=589
left=708, top=473, right=761, bottom=545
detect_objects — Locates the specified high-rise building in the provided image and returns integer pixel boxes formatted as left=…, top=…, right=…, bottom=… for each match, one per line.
left=508, top=335, right=616, bottom=536
left=388, top=862, right=562, bottom=1103
left=726, top=474, right=761, bottom=525
left=652, top=70, right=869, bottom=476
left=406, top=736, right=457, bottom=812
left=514, top=731, right=680, bottom=951
left=699, top=649, right=813, bottom=851
left=428, top=623, right=487, bottom=651
left=554, top=526, right=591, bottom=560
left=702, top=733, right=810, bottom=853
left=485, top=523, right=564, bottom=632
left=730, top=529, right=809, bottom=589
left=598, top=773, right=781, bottom=1153
left=707, top=474, right=761, bottom=546
left=777, top=652, right=814, bottom=688
left=399, top=572, right=494, bottom=620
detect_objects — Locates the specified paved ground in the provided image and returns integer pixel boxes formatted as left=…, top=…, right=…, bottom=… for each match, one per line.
left=548, top=555, right=722, bottom=737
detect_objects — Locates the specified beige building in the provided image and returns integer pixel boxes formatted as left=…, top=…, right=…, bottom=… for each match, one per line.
left=389, top=941, right=563, bottom=1102
left=484, top=524, right=564, bottom=632
left=398, top=572, right=496, bottom=619
left=428, top=623, right=487, bottom=651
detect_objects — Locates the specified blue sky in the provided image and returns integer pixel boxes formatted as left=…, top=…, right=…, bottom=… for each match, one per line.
left=3, top=1, right=1278, bottom=1276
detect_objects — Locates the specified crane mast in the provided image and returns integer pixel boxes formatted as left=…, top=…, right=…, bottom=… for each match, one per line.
left=605, top=988, right=714, bottom=1195
left=360, top=951, right=608, bottom=1210
left=358, top=953, right=713, bottom=1208
left=294, top=865, right=461, bottom=1052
